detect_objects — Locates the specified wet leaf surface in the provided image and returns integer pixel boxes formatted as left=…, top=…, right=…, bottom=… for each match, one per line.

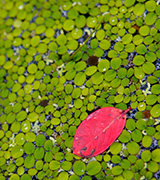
left=73, top=107, right=131, bottom=157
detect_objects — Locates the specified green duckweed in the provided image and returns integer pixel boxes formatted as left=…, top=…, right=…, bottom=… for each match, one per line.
left=1, top=0, right=160, bottom=179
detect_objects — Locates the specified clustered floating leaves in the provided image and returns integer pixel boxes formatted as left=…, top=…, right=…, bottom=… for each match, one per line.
left=0, top=0, right=160, bottom=179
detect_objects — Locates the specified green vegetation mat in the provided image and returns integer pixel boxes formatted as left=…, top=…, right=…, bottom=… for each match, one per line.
left=0, top=0, right=160, bottom=179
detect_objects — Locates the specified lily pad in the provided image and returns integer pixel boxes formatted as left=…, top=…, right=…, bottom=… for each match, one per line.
left=73, top=161, right=86, bottom=176
left=24, top=142, right=35, bottom=154
left=34, top=147, right=44, bottom=160
left=24, top=155, right=35, bottom=169
left=141, top=150, right=151, bottom=162
left=74, top=72, right=86, bottom=86
left=36, top=134, right=45, bottom=147
left=65, top=69, right=76, bottom=80
left=151, top=149, right=160, bottom=162
left=98, top=60, right=110, bottom=72
left=91, top=72, right=103, bottom=85
left=150, top=104, right=160, bottom=118
left=99, top=39, right=111, bottom=50
left=142, top=62, right=155, bottom=74
left=11, top=145, right=24, bottom=159
left=58, top=172, right=68, bottom=180
left=110, top=142, right=122, bottom=154
left=133, top=3, right=145, bottom=16
left=121, top=159, right=131, bottom=170
left=104, top=69, right=116, bottom=82
left=134, top=67, right=145, bottom=79
left=145, top=12, right=157, bottom=25
left=85, top=66, right=97, bottom=76
left=111, top=166, right=123, bottom=176
left=87, top=161, right=101, bottom=176
left=127, top=142, right=140, bottom=155
left=27, top=112, right=39, bottom=122
left=147, top=161, right=159, bottom=173
left=118, top=130, right=131, bottom=143
left=133, top=55, right=145, bottom=66
left=61, top=161, right=72, bottom=171
left=111, top=58, right=121, bottom=70
left=131, top=129, right=142, bottom=142
left=123, top=170, right=134, bottom=180
left=142, top=135, right=152, bottom=148
left=44, top=140, right=53, bottom=151
left=15, top=133, right=25, bottom=145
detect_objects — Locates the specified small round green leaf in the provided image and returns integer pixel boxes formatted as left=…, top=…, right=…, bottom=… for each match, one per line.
left=73, top=161, right=86, bottom=176
left=87, top=161, right=101, bottom=175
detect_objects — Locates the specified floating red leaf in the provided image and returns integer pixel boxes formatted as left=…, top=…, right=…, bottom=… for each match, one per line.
left=73, top=107, right=131, bottom=157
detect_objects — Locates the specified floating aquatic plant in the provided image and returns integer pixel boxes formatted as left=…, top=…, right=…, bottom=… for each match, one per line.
left=0, top=0, right=160, bottom=179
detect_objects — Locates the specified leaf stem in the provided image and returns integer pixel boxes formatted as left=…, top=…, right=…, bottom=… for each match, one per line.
left=66, top=16, right=105, bottom=62
left=123, top=107, right=132, bottom=115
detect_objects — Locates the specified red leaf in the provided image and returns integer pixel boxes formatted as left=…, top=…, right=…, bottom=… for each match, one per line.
left=73, top=107, right=131, bottom=157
